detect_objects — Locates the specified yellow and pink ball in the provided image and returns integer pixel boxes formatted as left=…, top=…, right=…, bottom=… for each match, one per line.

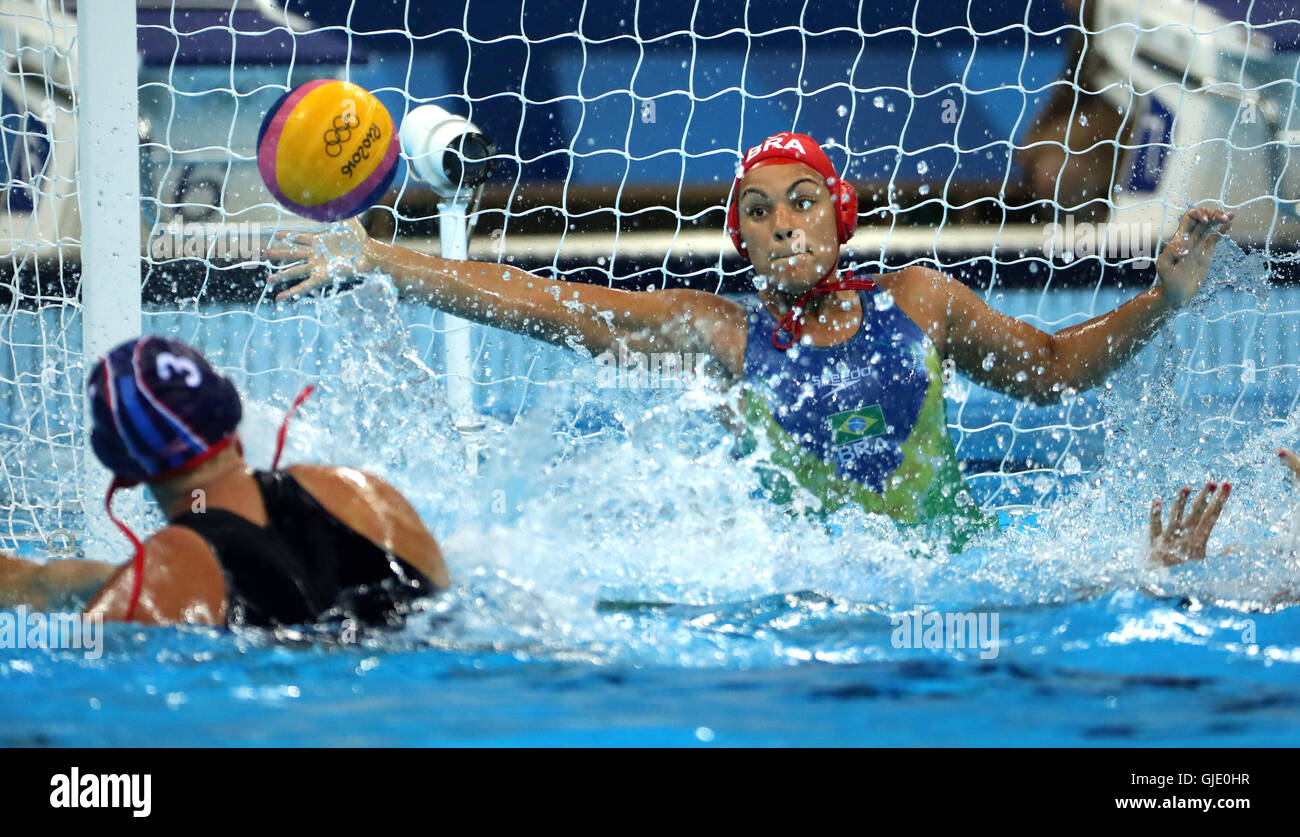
left=257, top=80, right=398, bottom=222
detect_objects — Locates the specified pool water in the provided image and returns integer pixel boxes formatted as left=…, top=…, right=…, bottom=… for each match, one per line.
left=4, top=244, right=1300, bottom=747
left=2, top=590, right=1296, bottom=746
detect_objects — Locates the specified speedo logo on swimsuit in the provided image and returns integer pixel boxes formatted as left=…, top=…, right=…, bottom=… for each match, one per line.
left=827, top=405, right=885, bottom=445
left=50, top=767, right=152, bottom=817
left=819, top=364, right=873, bottom=392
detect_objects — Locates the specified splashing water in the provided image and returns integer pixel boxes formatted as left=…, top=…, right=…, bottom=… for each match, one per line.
left=263, top=241, right=1300, bottom=667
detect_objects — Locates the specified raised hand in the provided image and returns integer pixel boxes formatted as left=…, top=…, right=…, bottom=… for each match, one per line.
left=1156, top=205, right=1234, bottom=308
left=264, top=217, right=375, bottom=302
left=1148, top=482, right=1232, bottom=566
left=1280, top=448, right=1300, bottom=482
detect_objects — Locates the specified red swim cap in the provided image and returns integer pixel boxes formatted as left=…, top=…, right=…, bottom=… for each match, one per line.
left=725, top=132, right=858, bottom=258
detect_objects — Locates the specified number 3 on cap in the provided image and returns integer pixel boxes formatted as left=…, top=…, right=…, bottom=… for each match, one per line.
left=156, top=352, right=202, bottom=387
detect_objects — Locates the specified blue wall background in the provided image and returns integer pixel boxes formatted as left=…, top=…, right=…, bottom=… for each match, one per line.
left=277, top=0, right=1076, bottom=188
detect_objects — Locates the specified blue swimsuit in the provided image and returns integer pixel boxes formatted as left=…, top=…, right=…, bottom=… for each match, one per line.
left=738, top=277, right=985, bottom=535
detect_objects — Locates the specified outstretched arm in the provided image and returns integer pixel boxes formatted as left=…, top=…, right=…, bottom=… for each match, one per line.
left=0, top=552, right=119, bottom=611
left=936, top=206, right=1232, bottom=403
left=265, top=218, right=746, bottom=367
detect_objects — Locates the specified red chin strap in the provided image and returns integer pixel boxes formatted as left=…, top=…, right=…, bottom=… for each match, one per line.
left=104, top=477, right=146, bottom=622
left=271, top=384, right=315, bottom=471
left=771, top=268, right=878, bottom=351
left=108, top=384, right=316, bottom=622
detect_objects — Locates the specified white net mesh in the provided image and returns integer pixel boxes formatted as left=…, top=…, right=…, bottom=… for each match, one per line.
left=4, top=0, right=1300, bottom=555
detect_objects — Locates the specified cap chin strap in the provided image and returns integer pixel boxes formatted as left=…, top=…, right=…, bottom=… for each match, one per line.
left=108, top=384, right=316, bottom=622
left=771, top=267, right=879, bottom=351
left=104, top=477, right=147, bottom=622
left=271, top=385, right=315, bottom=471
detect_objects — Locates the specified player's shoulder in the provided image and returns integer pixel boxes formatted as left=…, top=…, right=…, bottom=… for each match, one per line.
left=285, top=463, right=415, bottom=525
left=86, top=524, right=226, bottom=624
left=147, top=523, right=216, bottom=556
left=284, top=464, right=448, bottom=588
left=875, top=264, right=953, bottom=294
left=286, top=463, right=396, bottom=500
left=656, top=287, right=747, bottom=321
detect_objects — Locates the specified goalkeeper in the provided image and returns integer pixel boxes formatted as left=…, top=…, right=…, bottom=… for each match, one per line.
left=269, top=131, right=1231, bottom=542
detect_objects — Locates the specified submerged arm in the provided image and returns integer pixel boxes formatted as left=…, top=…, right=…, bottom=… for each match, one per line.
left=0, top=553, right=119, bottom=611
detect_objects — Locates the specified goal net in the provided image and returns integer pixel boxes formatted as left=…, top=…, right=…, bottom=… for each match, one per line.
left=3, top=0, right=1300, bottom=555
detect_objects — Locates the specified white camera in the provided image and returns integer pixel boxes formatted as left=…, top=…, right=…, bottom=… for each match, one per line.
left=399, top=104, right=498, bottom=197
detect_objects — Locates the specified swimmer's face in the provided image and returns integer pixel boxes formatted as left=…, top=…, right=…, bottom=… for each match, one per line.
left=737, top=161, right=840, bottom=293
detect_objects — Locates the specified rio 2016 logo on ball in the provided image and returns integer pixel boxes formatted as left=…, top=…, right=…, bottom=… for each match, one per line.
left=257, top=80, right=398, bottom=222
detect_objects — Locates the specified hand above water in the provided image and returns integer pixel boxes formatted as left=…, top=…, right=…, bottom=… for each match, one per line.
left=1148, top=482, right=1232, bottom=567
left=1155, top=206, right=1234, bottom=309
left=1280, top=448, right=1300, bottom=483
left=264, top=217, right=375, bottom=302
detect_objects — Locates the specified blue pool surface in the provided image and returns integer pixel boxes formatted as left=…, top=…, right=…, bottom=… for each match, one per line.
left=3, top=590, right=1298, bottom=747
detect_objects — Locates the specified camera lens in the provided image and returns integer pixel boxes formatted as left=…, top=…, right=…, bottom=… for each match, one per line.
left=441, top=132, right=499, bottom=190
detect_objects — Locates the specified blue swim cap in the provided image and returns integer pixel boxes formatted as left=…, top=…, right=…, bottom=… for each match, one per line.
left=87, top=336, right=242, bottom=485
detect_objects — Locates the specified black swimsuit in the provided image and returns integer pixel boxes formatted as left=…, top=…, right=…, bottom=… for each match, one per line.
left=170, top=470, right=436, bottom=629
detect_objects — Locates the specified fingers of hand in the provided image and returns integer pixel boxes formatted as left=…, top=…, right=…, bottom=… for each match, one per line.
left=268, top=261, right=312, bottom=282
left=1184, top=206, right=1231, bottom=245
left=1168, top=486, right=1192, bottom=530
left=270, top=230, right=315, bottom=245
left=264, top=244, right=314, bottom=262
left=1196, top=483, right=1230, bottom=536
left=1185, top=483, right=1213, bottom=526
left=1189, top=483, right=1231, bottom=558
left=1149, top=500, right=1164, bottom=545
left=1281, top=448, right=1300, bottom=481
left=275, top=267, right=330, bottom=302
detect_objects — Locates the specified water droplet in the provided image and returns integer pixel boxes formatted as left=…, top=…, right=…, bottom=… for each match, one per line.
left=873, top=291, right=895, bottom=311
left=916, top=160, right=928, bottom=175
left=873, top=95, right=885, bottom=109
left=981, top=353, right=995, bottom=371
left=836, top=104, right=848, bottom=117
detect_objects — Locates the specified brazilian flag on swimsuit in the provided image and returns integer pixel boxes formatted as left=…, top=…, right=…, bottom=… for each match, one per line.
left=736, top=275, right=993, bottom=550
